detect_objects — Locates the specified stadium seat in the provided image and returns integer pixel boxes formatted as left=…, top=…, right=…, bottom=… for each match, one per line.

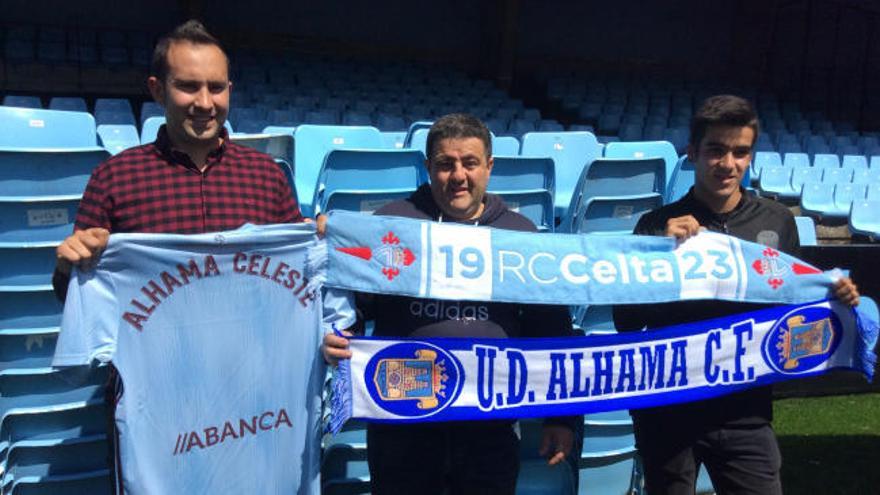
left=578, top=158, right=665, bottom=200
left=812, top=153, right=840, bottom=168
left=0, top=198, right=79, bottom=244
left=848, top=200, right=880, bottom=240
left=293, top=125, right=385, bottom=217
left=794, top=216, right=817, bottom=246
left=822, top=166, right=852, bottom=185
left=578, top=422, right=638, bottom=495
left=0, top=108, right=100, bottom=149
left=758, top=166, right=795, bottom=200
left=790, top=166, right=822, bottom=198
left=0, top=290, right=62, bottom=332
left=494, top=190, right=555, bottom=231
left=0, top=245, right=56, bottom=291
left=4, top=469, right=110, bottom=495
left=0, top=329, right=59, bottom=374
left=870, top=156, right=880, bottom=169
left=0, top=402, right=108, bottom=460
left=867, top=183, right=880, bottom=201
left=603, top=140, right=678, bottom=190
left=139, top=102, right=163, bottom=125
left=93, top=98, right=132, bottom=116
left=520, top=132, right=603, bottom=218
left=665, top=155, right=695, bottom=203
left=750, top=151, right=782, bottom=181
left=94, top=110, right=135, bottom=127
left=2, top=435, right=108, bottom=489
left=380, top=131, right=406, bottom=150
left=493, top=136, right=520, bottom=156
left=574, top=194, right=663, bottom=235
left=0, top=148, right=108, bottom=198
left=2, top=96, right=42, bottom=109
left=96, top=124, right=140, bottom=154
left=783, top=152, right=810, bottom=169
left=572, top=305, right=615, bottom=334
left=488, top=157, right=554, bottom=194
left=800, top=182, right=833, bottom=220
left=313, top=148, right=426, bottom=214
left=230, top=132, right=294, bottom=165
left=47, top=98, right=87, bottom=113
left=516, top=460, right=575, bottom=495
left=841, top=155, right=868, bottom=171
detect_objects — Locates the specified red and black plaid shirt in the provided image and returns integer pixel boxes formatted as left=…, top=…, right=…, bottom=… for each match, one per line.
left=74, top=125, right=303, bottom=233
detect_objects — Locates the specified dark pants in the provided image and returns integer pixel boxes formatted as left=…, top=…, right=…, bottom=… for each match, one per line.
left=634, top=421, right=783, bottom=495
left=367, top=421, right=520, bottom=495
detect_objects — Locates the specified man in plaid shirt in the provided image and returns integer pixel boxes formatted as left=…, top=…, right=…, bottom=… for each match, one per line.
left=54, top=20, right=304, bottom=295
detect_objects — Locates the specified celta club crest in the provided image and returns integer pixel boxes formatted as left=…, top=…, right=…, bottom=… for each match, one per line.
left=776, top=315, right=834, bottom=370
left=336, top=230, right=416, bottom=281
left=373, top=350, right=448, bottom=410
left=751, top=247, right=821, bottom=289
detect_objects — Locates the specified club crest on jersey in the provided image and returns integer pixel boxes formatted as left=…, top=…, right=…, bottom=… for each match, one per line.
left=336, top=231, right=416, bottom=281
left=365, top=342, right=462, bottom=418
left=750, top=247, right=821, bottom=289
left=762, top=305, right=841, bottom=374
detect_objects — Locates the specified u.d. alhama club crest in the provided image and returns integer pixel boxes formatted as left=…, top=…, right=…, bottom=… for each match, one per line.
left=777, top=315, right=834, bottom=370
left=374, top=350, right=449, bottom=410
left=336, top=231, right=416, bottom=281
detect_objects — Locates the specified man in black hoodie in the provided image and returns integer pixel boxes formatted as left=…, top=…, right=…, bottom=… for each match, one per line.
left=323, top=113, right=577, bottom=494
left=613, top=95, right=859, bottom=495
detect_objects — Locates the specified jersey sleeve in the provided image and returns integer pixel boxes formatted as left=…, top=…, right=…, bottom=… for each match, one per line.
left=52, top=266, right=120, bottom=366
left=322, top=287, right=358, bottom=333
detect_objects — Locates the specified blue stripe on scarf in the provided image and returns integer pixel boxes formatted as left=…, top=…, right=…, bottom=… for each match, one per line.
left=329, top=300, right=877, bottom=433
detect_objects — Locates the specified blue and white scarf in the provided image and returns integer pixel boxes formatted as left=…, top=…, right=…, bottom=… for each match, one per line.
left=322, top=211, right=877, bottom=433
left=323, top=211, right=838, bottom=306
left=329, top=300, right=876, bottom=432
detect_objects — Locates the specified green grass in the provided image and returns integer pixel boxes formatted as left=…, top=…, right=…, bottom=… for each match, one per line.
left=773, top=393, right=880, bottom=494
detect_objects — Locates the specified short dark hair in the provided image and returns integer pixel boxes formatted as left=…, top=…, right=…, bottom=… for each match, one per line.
left=689, top=95, right=759, bottom=148
left=150, top=20, right=228, bottom=82
left=426, top=113, right=492, bottom=160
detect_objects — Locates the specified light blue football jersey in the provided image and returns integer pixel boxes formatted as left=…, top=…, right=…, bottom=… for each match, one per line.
left=54, top=224, right=347, bottom=494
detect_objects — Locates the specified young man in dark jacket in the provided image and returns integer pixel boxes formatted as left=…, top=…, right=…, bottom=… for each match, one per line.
left=323, top=113, right=577, bottom=494
left=613, top=95, right=859, bottom=495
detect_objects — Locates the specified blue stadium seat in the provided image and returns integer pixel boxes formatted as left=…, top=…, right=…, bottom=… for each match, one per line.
left=494, top=190, right=555, bottom=231
left=4, top=469, right=110, bottom=495
left=0, top=329, right=58, bottom=374
left=2, top=97, right=42, bottom=109
left=0, top=148, right=108, bottom=198
left=578, top=423, right=638, bottom=495
left=96, top=124, right=140, bottom=155
left=812, top=153, right=840, bottom=168
left=520, top=132, right=602, bottom=219
left=94, top=110, right=135, bottom=127
left=47, top=98, right=87, bottom=113
left=325, top=190, right=414, bottom=214
left=603, top=140, right=678, bottom=190
left=0, top=402, right=108, bottom=461
left=139, top=102, right=163, bottom=125
left=0, top=290, right=62, bottom=332
left=849, top=200, right=880, bottom=240
left=867, top=183, right=880, bottom=201
left=0, top=245, right=56, bottom=291
left=800, top=182, right=833, bottom=220
left=488, top=157, right=554, bottom=194
left=0, top=199, right=79, bottom=244
left=662, top=127, right=689, bottom=153
left=783, top=152, right=810, bottom=169
left=841, top=155, right=868, bottom=171
left=790, top=166, right=823, bottom=198
left=313, top=149, right=425, bottom=214
left=493, top=136, right=520, bottom=155
left=380, top=132, right=406, bottom=150
left=794, top=216, right=817, bottom=246
left=230, top=132, right=294, bottom=165
left=803, top=182, right=865, bottom=221
left=375, top=114, right=407, bottom=132
left=293, top=126, right=385, bottom=217
left=0, top=108, right=100, bottom=148
left=93, top=98, right=132, bottom=116
left=2, top=435, right=107, bottom=490
left=574, top=194, right=663, bottom=235
left=509, top=119, right=537, bottom=138
left=665, top=155, right=695, bottom=203
left=750, top=151, right=782, bottom=181
left=516, top=460, right=575, bottom=495
left=758, top=166, right=795, bottom=200
left=822, top=167, right=852, bottom=185
left=572, top=305, right=615, bottom=334
left=577, top=158, right=665, bottom=200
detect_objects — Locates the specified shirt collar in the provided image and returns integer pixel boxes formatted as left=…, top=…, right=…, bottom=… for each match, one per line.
left=154, top=125, right=229, bottom=170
